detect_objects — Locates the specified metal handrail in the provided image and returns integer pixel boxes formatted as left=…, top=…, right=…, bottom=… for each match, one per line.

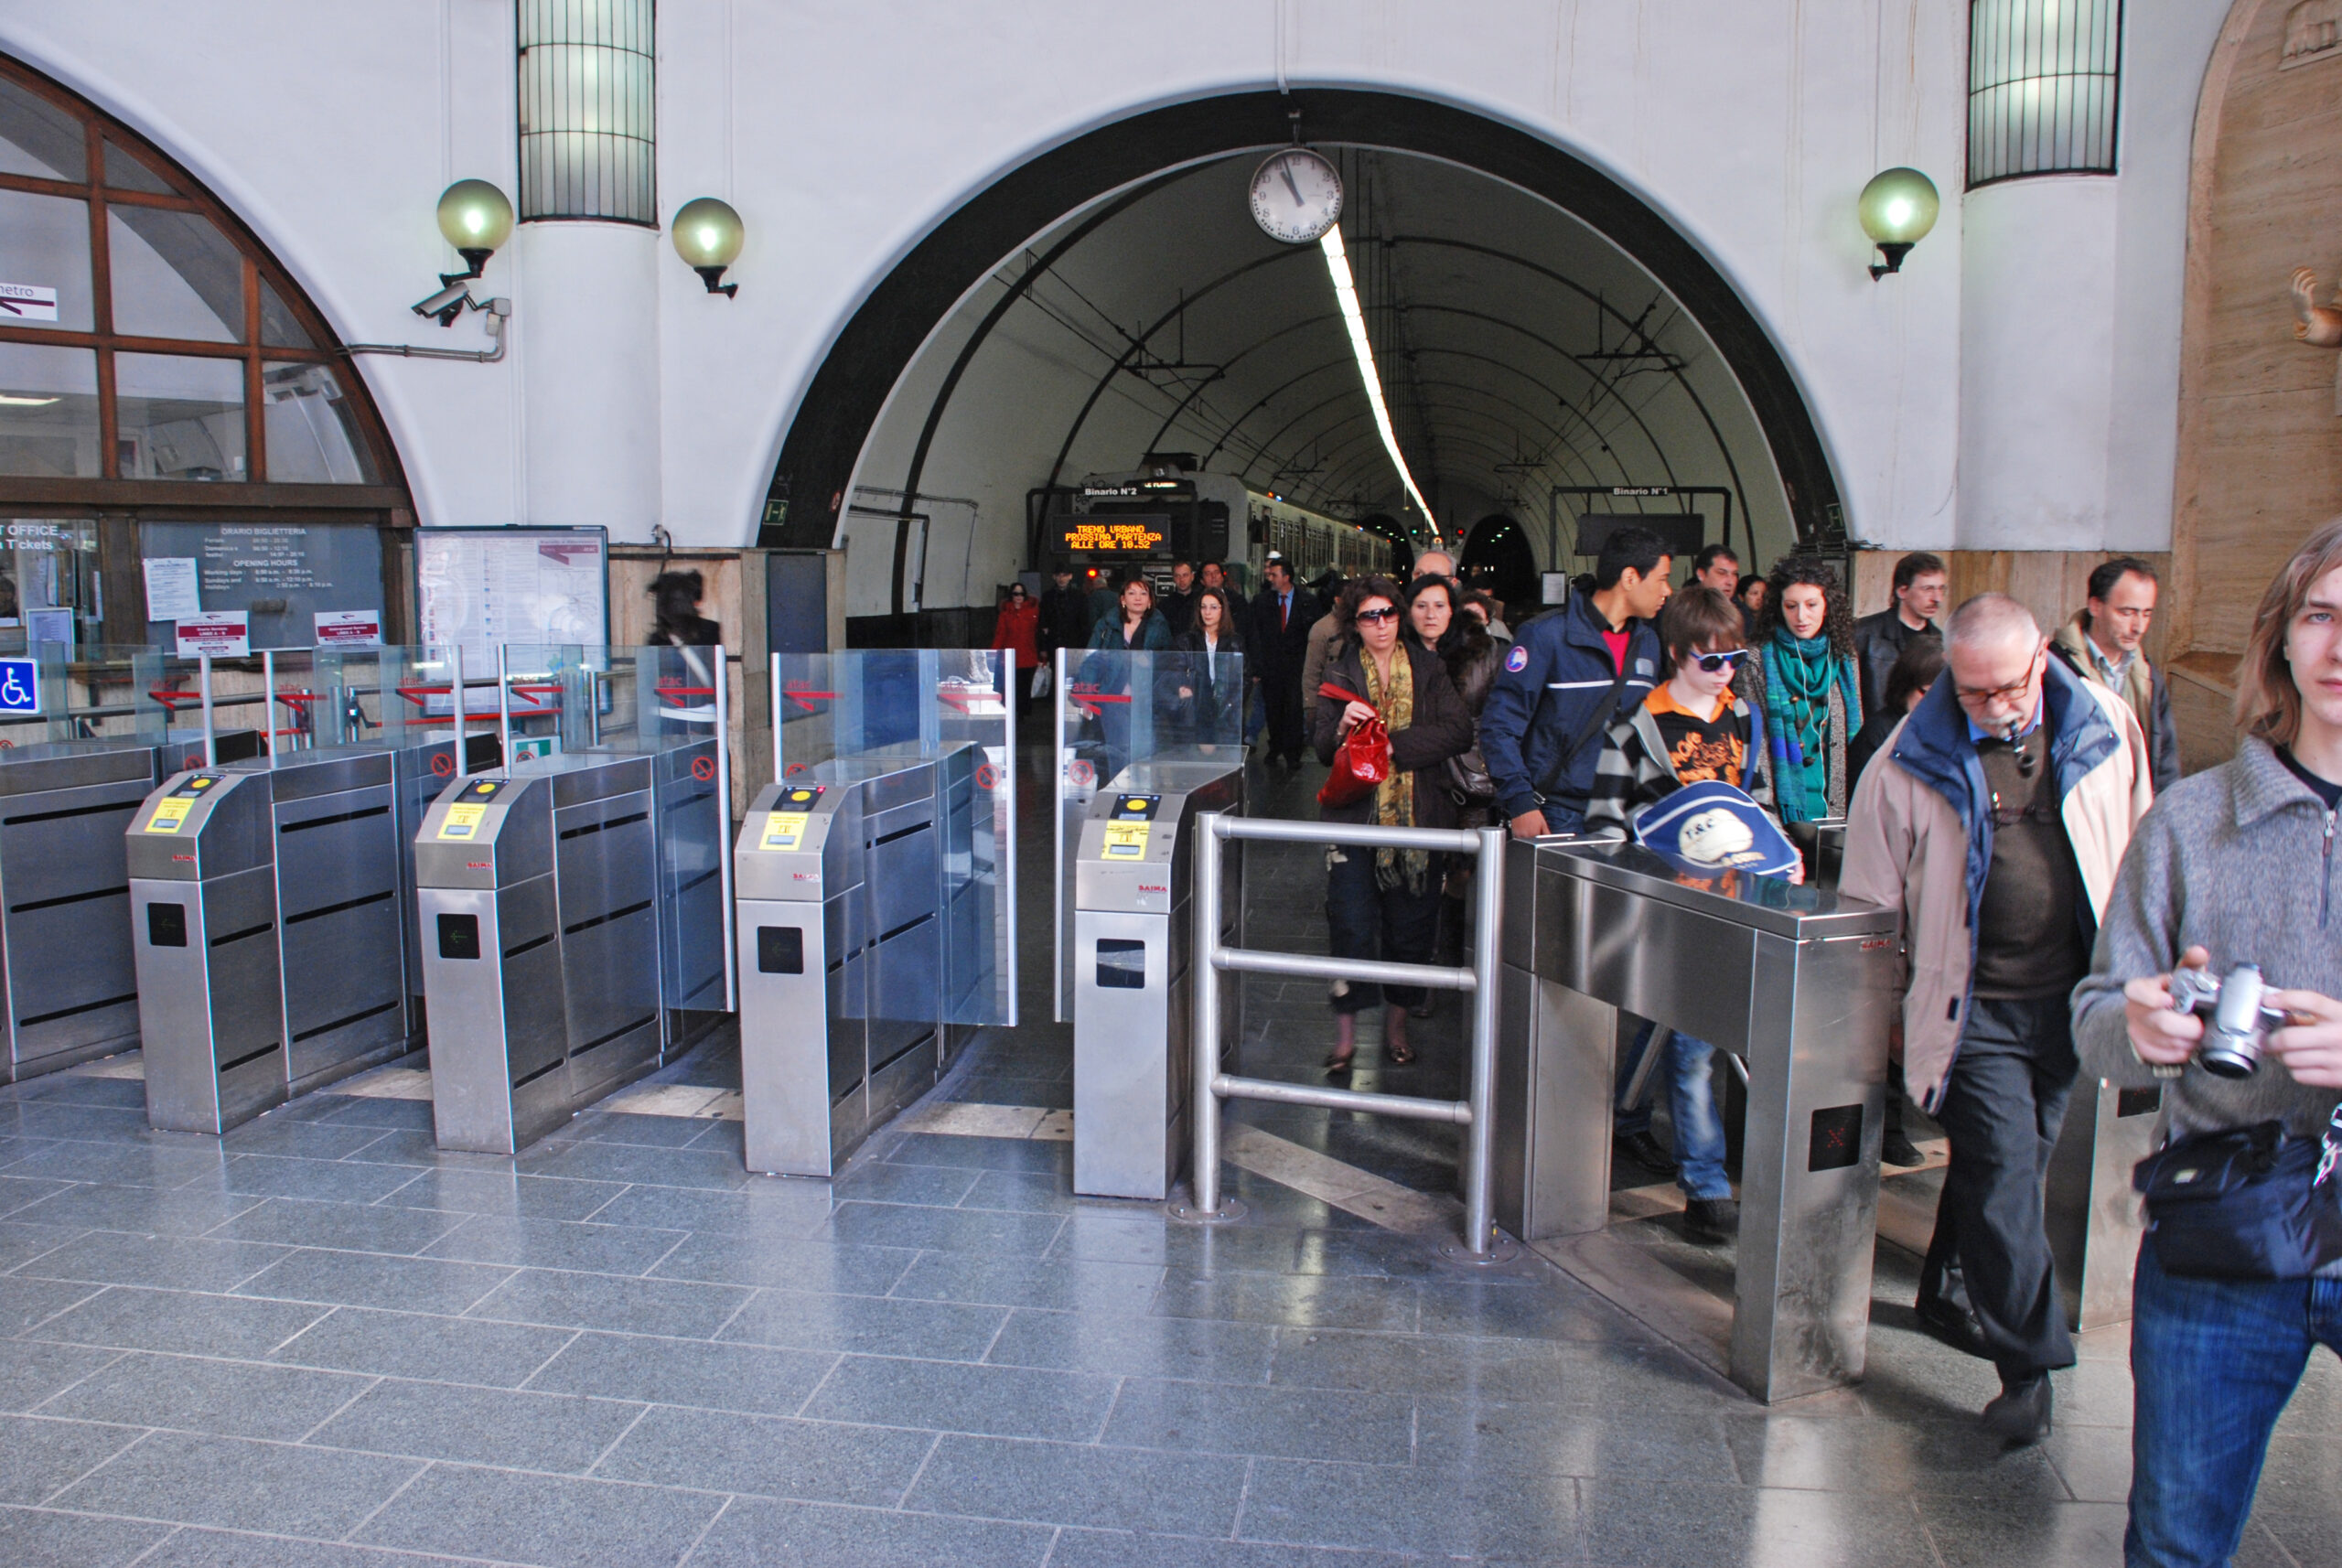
left=1189, top=811, right=1511, bottom=1260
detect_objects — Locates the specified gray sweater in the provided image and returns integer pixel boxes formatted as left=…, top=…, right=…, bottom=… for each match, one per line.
left=2072, top=736, right=2342, bottom=1144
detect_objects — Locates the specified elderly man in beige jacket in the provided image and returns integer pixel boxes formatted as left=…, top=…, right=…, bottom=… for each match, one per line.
left=1841, top=594, right=2151, bottom=1445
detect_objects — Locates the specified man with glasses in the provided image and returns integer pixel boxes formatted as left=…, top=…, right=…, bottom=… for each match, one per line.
left=1842, top=595, right=2152, bottom=1444
left=2049, top=556, right=2181, bottom=794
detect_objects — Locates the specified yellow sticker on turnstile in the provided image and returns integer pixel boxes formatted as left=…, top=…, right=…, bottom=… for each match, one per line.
left=437, top=802, right=487, bottom=841
left=1101, top=822, right=1151, bottom=858
left=145, top=798, right=193, bottom=833
left=761, top=811, right=810, bottom=851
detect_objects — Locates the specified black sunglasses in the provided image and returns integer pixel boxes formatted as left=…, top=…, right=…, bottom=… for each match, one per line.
left=1354, top=606, right=1401, bottom=624
left=1691, top=649, right=1749, bottom=672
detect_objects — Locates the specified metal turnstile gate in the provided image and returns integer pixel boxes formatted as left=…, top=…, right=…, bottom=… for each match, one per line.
left=129, top=742, right=480, bottom=1134
left=416, top=755, right=664, bottom=1154
left=1069, top=759, right=1243, bottom=1200
left=1499, top=838, right=1899, bottom=1402
left=585, top=736, right=728, bottom=1056
left=735, top=746, right=972, bottom=1176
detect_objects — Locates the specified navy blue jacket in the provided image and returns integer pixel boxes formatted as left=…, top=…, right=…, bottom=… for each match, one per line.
left=1477, top=591, right=1661, bottom=829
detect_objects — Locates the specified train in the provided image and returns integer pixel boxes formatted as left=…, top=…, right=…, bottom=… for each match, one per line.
left=1035, top=455, right=1398, bottom=593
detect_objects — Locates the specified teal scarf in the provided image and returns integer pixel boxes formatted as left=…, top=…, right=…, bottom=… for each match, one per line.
left=1761, top=628, right=1858, bottom=822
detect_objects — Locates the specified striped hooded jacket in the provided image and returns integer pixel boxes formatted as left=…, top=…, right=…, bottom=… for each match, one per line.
left=1581, top=689, right=1778, bottom=841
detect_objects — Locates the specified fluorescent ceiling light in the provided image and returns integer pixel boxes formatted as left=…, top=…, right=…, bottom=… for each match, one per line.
left=0, top=393, right=60, bottom=407
left=1319, top=228, right=1434, bottom=529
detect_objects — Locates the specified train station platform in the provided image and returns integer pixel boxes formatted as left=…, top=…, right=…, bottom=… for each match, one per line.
left=0, top=751, right=2334, bottom=1568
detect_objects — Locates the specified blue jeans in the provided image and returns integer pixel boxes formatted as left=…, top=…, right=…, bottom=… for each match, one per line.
left=1615, top=1019, right=1731, bottom=1201
left=2127, top=1242, right=2342, bottom=1567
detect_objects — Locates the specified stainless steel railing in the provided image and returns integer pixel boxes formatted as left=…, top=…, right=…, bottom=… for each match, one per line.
left=1188, top=811, right=1510, bottom=1260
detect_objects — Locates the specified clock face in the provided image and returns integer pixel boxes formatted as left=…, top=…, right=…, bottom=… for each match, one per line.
left=1249, top=148, right=1343, bottom=244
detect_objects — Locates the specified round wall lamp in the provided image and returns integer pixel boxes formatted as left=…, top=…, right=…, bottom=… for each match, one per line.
left=435, top=179, right=514, bottom=283
left=672, top=198, right=745, bottom=297
left=1859, top=168, right=1939, bottom=280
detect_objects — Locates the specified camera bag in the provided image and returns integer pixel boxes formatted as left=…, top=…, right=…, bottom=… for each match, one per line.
left=2133, top=1109, right=2342, bottom=1280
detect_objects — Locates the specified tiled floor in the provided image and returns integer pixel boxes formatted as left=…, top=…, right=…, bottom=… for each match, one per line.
left=0, top=747, right=2334, bottom=1565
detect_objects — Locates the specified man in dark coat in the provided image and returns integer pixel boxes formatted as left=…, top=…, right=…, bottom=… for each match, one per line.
left=1248, top=556, right=1319, bottom=768
left=1853, top=552, right=1948, bottom=724
left=1038, top=565, right=1091, bottom=666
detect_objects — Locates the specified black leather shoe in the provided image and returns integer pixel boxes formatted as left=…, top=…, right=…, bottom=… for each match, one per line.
left=1682, top=1197, right=1739, bottom=1245
left=1881, top=1129, right=1927, bottom=1166
left=1916, top=1294, right=1993, bottom=1359
left=1982, top=1373, right=2053, bottom=1444
left=1617, top=1130, right=1676, bottom=1175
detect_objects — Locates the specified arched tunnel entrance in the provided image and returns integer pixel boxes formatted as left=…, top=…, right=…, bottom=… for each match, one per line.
left=760, top=90, right=1839, bottom=641
left=1459, top=514, right=1540, bottom=610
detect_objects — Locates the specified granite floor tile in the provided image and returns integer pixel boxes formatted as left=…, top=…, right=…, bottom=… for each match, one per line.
left=0, top=1504, right=167, bottom=1567
left=211, top=1155, right=420, bottom=1205
left=209, top=1197, right=466, bottom=1256
left=1415, top=1396, right=1739, bottom=1485
left=266, top=1305, right=573, bottom=1389
left=420, top=1215, right=687, bottom=1275
left=234, top=1248, right=513, bottom=1315
left=948, top=1076, right=1073, bottom=1111
left=889, top=1251, right=1163, bottom=1312
left=465, top=1267, right=750, bottom=1337
left=124, top=1526, right=519, bottom=1567
left=38, top=1351, right=370, bottom=1442
left=0, top=1412, right=145, bottom=1504
left=1047, top=1531, right=1423, bottom=1568
left=9, top=1075, right=146, bottom=1109
left=0, top=1175, right=76, bottom=1219
left=1915, top=1495, right=2129, bottom=1568
left=1413, top=1274, right=1653, bottom=1346
left=2041, top=1423, right=2133, bottom=1505
left=645, top=1230, right=917, bottom=1295
left=2245, top=1428, right=2342, bottom=1516
left=719, top=1286, right=1007, bottom=1361
left=878, top=1132, right=1073, bottom=1174
left=683, top=1496, right=1054, bottom=1568
left=517, top=1141, right=756, bottom=1194
left=815, top=1200, right=1065, bottom=1257
left=352, top=1462, right=724, bottom=1567
left=0, top=1219, right=78, bottom=1273
left=0, top=1142, right=221, bottom=1189
left=1722, top=1410, right=2070, bottom=1498
left=0, top=1338, right=119, bottom=1412
left=376, top=1169, right=628, bottom=1221
left=904, top=1433, right=1248, bottom=1534
left=826, top=1160, right=983, bottom=1208
left=1267, top=1326, right=1714, bottom=1407
left=586, top=1181, right=834, bottom=1236
left=308, top=1376, right=643, bottom=1473
left=1155, top=1273, right=1417, bottom=1333
left=48, top=1431, right=424, bottom=1538
left=565, top=1112, right=719, bottom=1151
left=800, top=1354, right=1116, bottom=1442
left=1242, top=1455, right=1584, bottom=1559
left=28, top=1285, right=326, bottom=1358
left=6, top=1182, right=261, bottom=1238
left=0, top=1275, right=101, bottom=1336
left=524, top=1330, right=832, bottom=1415
left=1, top=1103, right=153, bottom=1142
left=595, top=1403, right=932, bottom=1505
left=1148, top=1223, right=1313, bottom=1279
left=11, top=1230, right=292, bottom=1293
left=318, top=1092, right=439, bottom=1132
left=215, top=1117, right=393, bottom=1161
left=1113, top=1377, right=1416, bottom=1465
left=1578, top=1478, right=1939, bottom=1568
left=984, top=1307, right=1277, bottom=1384
left=953, top=1168, right=1092, bottom=1215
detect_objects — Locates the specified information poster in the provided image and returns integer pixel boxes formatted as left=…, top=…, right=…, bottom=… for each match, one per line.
left=314, top=610, right=382, bottom=647
left=414, top=528, right=608, bottom=668
left=175, top=611, right=250, bottom=658
left=139, top=521, right=386, bottom=650
left=142, top=557, right=201, bottom=620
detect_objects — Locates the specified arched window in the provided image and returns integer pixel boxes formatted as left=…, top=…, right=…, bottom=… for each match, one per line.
left=0, top=54, right=407, bottom=648
left=1967, top=0, right=2123, bottom=188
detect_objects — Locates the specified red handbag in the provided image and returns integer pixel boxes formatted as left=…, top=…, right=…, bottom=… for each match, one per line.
left=1316, top=682, right=1391, bottom=808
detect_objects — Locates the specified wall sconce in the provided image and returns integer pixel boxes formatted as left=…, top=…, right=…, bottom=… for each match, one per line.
left=671, top=198, right=745, bottom=297
left=1858, top=168, right=1939, bottom=280
left=413, top=179, right=514, bottom=324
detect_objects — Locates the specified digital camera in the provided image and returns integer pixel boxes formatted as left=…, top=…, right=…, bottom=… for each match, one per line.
left=2168, top=962, right=2290, bottom=1079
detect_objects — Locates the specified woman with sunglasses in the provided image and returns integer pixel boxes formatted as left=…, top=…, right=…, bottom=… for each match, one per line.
left=1312, top=575, right=1474, bottom=1072
left=1583, top=585, right=1788, bottom=1240
left=1743, top=559, right=1862, bottom=822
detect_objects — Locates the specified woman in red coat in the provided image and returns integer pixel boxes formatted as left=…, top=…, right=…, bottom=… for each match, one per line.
left=992, top=583, right=1040, bottom=721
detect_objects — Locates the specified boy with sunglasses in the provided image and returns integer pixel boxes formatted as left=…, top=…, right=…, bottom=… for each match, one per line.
left=1585, top=587, right=1778, bottom=1240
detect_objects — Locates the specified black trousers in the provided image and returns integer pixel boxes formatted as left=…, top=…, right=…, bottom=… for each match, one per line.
left=1921, top=993, right=2079, bottom=1382
left=1324, top=845, right=1441, bottom=1013
left=1262, top=672, right=1306, bottom=761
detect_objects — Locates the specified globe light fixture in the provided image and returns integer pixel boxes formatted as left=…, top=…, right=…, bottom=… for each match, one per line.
left=1858, top=167, right=1939, bottom=280
left=435, top=179, right=514, bottom=283
left=671, top=198, right=745, bottom=297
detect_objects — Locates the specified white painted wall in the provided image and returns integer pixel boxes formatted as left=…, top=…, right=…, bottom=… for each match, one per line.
left=0, top=0, right=2225, bottom=562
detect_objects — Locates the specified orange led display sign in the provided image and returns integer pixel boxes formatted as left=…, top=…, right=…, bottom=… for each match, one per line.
left=1055, top=518, right=1168, bottom=553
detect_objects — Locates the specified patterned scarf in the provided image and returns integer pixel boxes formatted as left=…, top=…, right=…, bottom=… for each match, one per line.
left=1359, top=648, right=1428, bottom=894
left=1762, top=628, right=1858, bottom=822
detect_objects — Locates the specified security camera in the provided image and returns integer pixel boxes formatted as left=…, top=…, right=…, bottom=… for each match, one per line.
left=411, top=280, right=477, bottom=326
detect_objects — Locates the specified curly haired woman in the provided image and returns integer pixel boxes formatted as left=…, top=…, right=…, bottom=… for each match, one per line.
left=1742, top=559, right=1861, bottom=823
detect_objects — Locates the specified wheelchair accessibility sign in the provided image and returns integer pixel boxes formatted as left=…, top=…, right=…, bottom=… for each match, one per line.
left=0, top=659, right=38, bottom=718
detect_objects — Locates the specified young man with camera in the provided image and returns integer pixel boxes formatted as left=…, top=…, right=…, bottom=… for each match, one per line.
left=1842, top=593, right=2152, bottom=1444
left=2072, top=518, right=2342, bottom=1568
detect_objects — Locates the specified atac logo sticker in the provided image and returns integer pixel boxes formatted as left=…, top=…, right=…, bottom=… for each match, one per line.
left=1504, top=644, right=1529, bottom=673
left=1675, top=808, right=1762, bottom=868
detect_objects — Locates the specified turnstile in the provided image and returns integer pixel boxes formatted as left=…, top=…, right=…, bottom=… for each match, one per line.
left=129, top=738, right=493, bottom=1135
left=1071, top=758, right=1244, bottom=1201
left=416, top=754, right=662, bottom=1154
left=585, top=736, right=726, bottom=1055
left=1499, top=838, right=1899, bottom=1402
left=0, top=742, right=166, bottom=1082
left=735, top=746, right=970, bottom=1176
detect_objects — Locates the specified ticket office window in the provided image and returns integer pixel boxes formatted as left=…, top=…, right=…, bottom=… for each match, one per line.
left=0, top=518, right=97, bottom=653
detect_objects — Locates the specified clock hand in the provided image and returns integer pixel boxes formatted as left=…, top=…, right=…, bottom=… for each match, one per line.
left=1281, top=166, right=1305, bottom=207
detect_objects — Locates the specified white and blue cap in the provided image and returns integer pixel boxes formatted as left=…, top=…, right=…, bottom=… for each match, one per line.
left=1628, top=780, right=1801, bottom=878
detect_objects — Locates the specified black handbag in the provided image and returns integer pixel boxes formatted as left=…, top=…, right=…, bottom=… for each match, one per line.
left=2133, top=1112, right=2342, bottom=1280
